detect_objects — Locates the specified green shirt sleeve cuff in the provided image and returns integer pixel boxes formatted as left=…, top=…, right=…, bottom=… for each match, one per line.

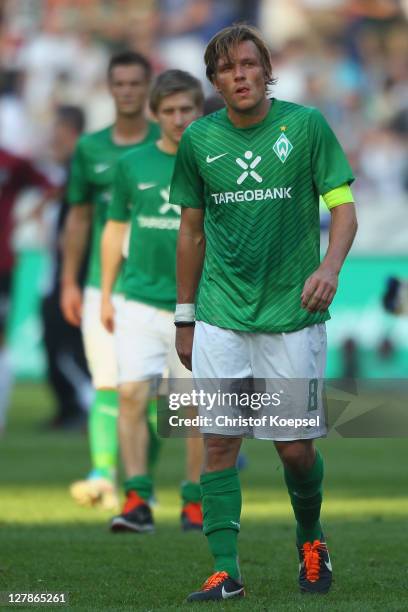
left=322, top=184, right=355, bottom=209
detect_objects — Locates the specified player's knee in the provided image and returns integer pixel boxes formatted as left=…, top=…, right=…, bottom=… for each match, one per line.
left=276, top=440, right=315, bottom=473
left=119, top=381, right=148, bottom=413
left=205, top=436, right=240, bottom=471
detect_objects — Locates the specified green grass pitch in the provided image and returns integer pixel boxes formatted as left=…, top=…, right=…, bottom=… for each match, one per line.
left=1, top=384, right=407, bottom=611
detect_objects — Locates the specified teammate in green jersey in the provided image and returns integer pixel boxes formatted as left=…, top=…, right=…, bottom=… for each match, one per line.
left=170, top=25, right=358, bottom=600
left=101, top=70, right=205, bottom=532
left=61, top=51, right=160, bottom=509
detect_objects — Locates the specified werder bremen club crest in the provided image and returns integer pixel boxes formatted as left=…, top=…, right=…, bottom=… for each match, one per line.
left=273, top=132, right=293, bottom=163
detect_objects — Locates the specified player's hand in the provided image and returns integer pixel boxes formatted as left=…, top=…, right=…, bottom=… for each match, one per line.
left=176, top=326, right=195, bottom=371
left=60, top=283, right=82, bottom=326
left=101, top=298, right=115, bottom=334
left=301, top=265, right=338, bottom=313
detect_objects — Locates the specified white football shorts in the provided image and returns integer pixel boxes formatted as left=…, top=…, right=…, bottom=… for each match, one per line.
left=115, top=299, right=191, bottom=384
left=81, top=287, right=123, bottom=389
left=192, top=321, right=327, bottom=440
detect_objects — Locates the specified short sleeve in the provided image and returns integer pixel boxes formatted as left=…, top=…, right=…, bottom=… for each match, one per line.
left=108, top=158, right=131, bottom=222
left=67, top=139, right=92, bottom=206
left=309, top=108, right=355, bottom=195
left=170, top=128, right=204, bottom=209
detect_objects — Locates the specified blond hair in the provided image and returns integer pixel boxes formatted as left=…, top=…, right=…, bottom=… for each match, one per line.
left=204, top=24, right=276, bottom=87
left=149, top=69, right=204, bottom=113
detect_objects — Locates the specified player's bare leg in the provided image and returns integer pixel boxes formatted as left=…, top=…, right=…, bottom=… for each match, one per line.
left=186, top=435, right=203, bottom=482
left=118, top=381, right=150, bottom=476
left=204, top=436, right=241, bottom=472
left=111, top=380, right=154, bottom=533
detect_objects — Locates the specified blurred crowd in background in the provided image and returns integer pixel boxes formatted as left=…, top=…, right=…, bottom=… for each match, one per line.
left=0, top=1, right=407, bottom=229
left=0, top=0, right=407, bottom=426
left=1, top=0, right=408, bottom=247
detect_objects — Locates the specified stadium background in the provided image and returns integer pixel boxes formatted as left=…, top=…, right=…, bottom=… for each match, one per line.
left=1, top=1, right=408, bottom=610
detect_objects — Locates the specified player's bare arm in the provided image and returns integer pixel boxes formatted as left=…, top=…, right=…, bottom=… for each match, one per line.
left=101, top=220, right=127, bottom=333
left=301, top=203, right=358, bottom=313
left=176, top=207, right=205, bottom=370
left=60, top=204, right=92, bottom=326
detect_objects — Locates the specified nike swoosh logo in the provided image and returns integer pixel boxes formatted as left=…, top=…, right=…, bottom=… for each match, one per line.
left=206, top=153, right=227, bottom=163
left=221, top=586, right=244, bottom=599
left=138, top=182, right=157, bottom=190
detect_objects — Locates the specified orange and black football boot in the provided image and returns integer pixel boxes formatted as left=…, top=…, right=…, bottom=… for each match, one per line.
left=110, top=490, right=154, bottom=533
left=298, top=537, right=332, bottom=593
left=181, top=501, right=203, bottom=531
left=187, top=571, right=244, bottom=601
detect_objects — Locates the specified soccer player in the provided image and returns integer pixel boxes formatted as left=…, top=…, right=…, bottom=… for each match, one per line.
left=0, top=147, right=55, bottom=434
left=170, top=25, right=358, bottom=600
left=101, top=69, right=204, bottom=532
left=61, top=51, right=160, bottom=509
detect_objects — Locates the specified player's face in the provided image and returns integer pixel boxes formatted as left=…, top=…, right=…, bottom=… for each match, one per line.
left=155, top=91, right=201, bottom=146
left=109, top=64, right=149, bottom=117
left=213, top=40, right=267, bottom=114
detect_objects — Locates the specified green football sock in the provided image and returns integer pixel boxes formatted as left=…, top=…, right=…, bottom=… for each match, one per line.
left=181, top=480, right=201, bottom=504
left=89, top=389, right=118, bottom=480
left=201, top=467, right=242, bottom=581
left=147, top=398, right=162, bottom=474
left=125, top=474, right=153, bottom=501
left=284, top=449, right=324, bottom=545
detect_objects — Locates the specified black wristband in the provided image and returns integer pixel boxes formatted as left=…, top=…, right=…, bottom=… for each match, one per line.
left=174, top=321, right=195, bottom=328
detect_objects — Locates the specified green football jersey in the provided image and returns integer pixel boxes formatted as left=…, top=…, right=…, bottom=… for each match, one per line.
left=108, top=143, right=179, bottom=311
left=170, top=99, right=355, bottom=333
left=67, top=122, right=160, bottom=291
